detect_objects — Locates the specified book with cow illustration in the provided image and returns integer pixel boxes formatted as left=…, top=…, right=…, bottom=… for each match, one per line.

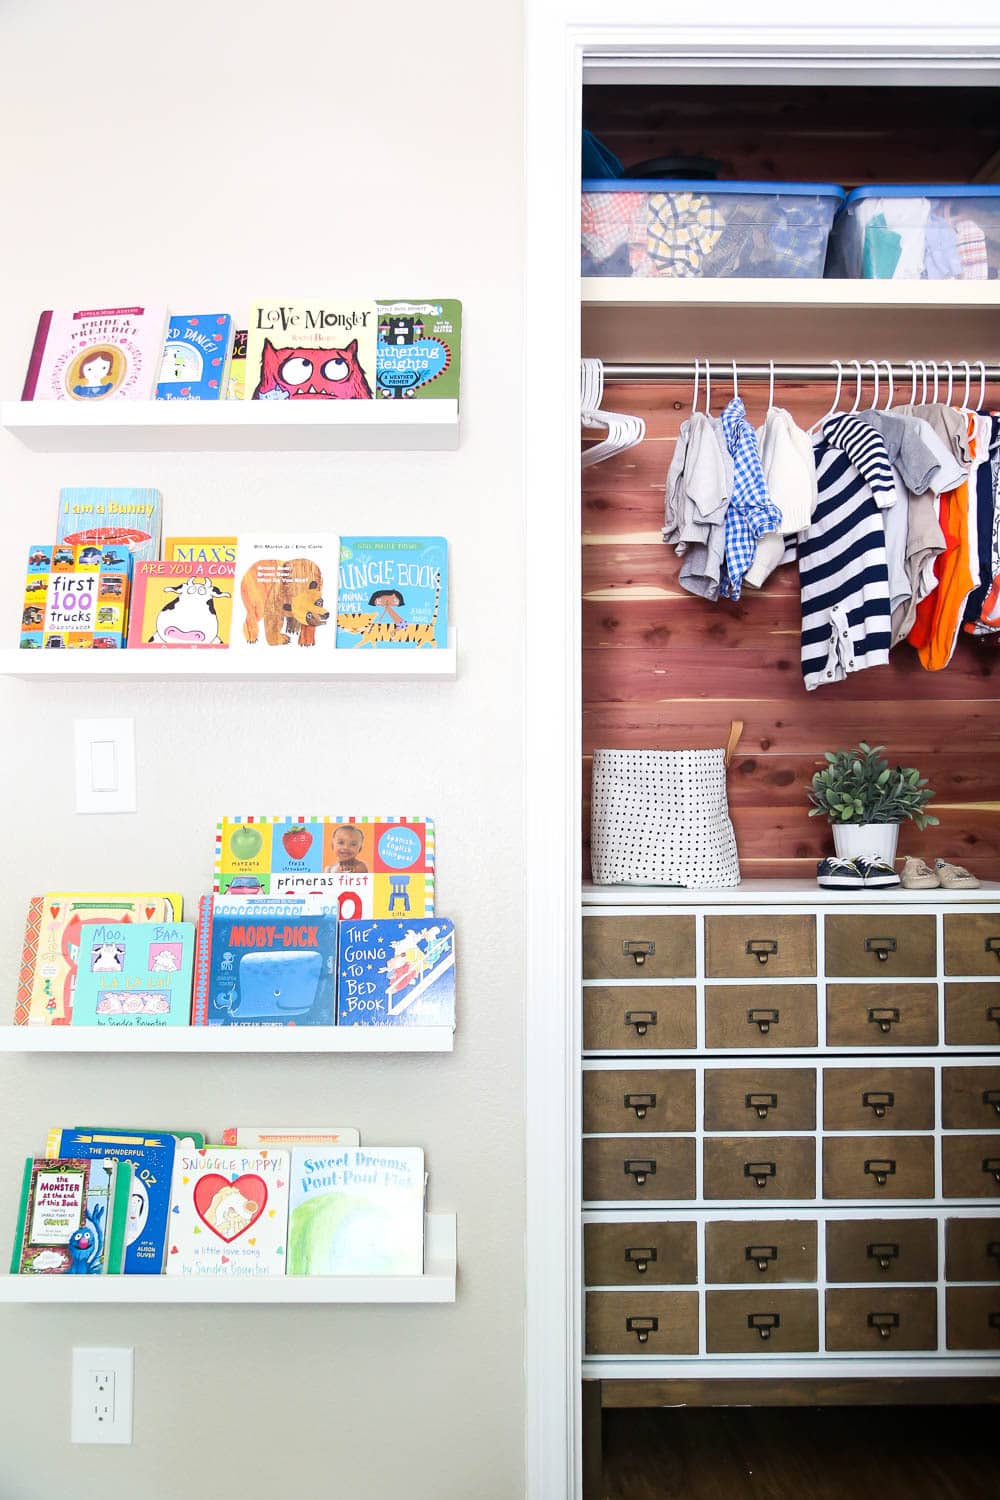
left=166, top=1147, right=290, bottom=1276
left=21, top=304, right=168, bottom=401
left=245, top=300, right=377, bottom=401
left=337, top=918, right=455, bottom=1028
left=337, top=537, right=448, bottom=649
left=192, top=894, right=338, bottom=1026
left=213, top=815, right=435, bottom=916
left=375, top=300, right=461, bottom=401
left=155, top=313, right=234, bottom=400
left=126, top=559, right=236, bottom=648
left=286, top=1147, right=425, bottom=1276
left=10, top=1156, right=131, bottom=1275
left=70, top=922, right=196, bottom=1027
left=20, top=540, right=132, bottom=650
left=230, top=534, right=339, bottom=652
left=57, top=486, right=162, bottom=566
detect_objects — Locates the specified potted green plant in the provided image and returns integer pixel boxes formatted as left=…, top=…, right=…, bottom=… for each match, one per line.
left=807, top=742, right=938, bottom=865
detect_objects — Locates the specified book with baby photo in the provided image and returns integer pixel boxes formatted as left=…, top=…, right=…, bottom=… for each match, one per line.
left=70, top=922, right=196, bottom=1027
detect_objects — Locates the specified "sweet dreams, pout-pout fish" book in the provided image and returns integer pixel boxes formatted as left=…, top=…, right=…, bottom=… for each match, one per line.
left=286, top=1147, right=425, bottom=1276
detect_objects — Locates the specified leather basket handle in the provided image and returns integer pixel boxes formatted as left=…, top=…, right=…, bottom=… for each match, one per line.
left=724, top=720, right=745, bottom=768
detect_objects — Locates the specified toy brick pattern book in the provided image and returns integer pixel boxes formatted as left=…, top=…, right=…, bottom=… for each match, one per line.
left=338, top=918, right=455, bottom=1028
left=214, top=815, right=435, bottom=917
left=155, top=314, right=234, bottom=400
left=337, top=536, right=448, bottom=649
left=57, top=486, right=162, bottom=566
left=191, top=896, right=337, bottom=1027
left=70, top=922, right=196, bottom=1027
left=166, top=1148, right=290, bottom=1276
left=21, top=305, right=169, bottom=401
left=10, top=1157, right=130, bottom=1275
left=127, top=560, right=235, bottom=648
left=375, top=300, right=461, bottom=401
left=230, top=534, right=339, bottom=653
left=286, top=1147, right=425, bottom=1276
left=20, top=541, right=132, bottom=649
left=245, top=301, right=377, bottom=401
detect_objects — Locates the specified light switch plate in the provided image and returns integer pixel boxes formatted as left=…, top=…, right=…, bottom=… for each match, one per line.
left=74, top=718, right=136, bottom=814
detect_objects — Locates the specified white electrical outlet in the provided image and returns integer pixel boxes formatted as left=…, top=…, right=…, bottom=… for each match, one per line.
left=71, top=1347, right=133, bottom=1444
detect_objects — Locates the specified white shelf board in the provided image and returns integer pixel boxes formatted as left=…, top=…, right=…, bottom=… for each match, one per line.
left=583, top=878, right=1000, bottom=905
left=0, top=629, right=457, bottom=682
left=0, top=398, right=459, bottom=452
left=0, top=1025, right=454, bottom=1054
left=582, top=278, right=1000, bottom=310
left=0, top=1214, right=456, bottom=1303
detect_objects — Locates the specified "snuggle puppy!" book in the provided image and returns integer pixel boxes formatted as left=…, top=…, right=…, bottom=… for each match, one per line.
left=337, top=918, right=455, bottom=1028
left=166, top=1148, right=290, bottom=1276
left=286, top=1147, right=425, bottom=1276
left=70, top=922, right=196, bottom=1027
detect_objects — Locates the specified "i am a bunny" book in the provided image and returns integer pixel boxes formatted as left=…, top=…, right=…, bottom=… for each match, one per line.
left=167, top=1148, right=290, bottom=1276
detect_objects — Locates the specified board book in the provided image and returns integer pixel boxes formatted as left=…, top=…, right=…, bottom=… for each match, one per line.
left=10, top=1157, right=130, bottom=1275
left=21, top=304, right=168, bottom=401
left=286, top=1147, right=425, bottom=1276
left=57, top=486, right=162, bottom=567
left=245, top=300, right=377, bottom=401
left=222, top=1127, right=361, bottom=1147
left=166, top=1148, right=290, bottom=1276
left=126, top=560, right=235, bottom=648
left=375, top=300, right=461, bottom=401
left=336, top=536, right=447, bottom=649
left=192, top=894, right=337, bottom=1026
left=70, top=922, right=196, bottom=1026
left=20, top=541, right=132, bottom=649
left=337, top=918, right=455, bottom=1028
left=227, top=328, right=247, bottom=400
left=155, top=313, right=234, bottom=400
left=230, top=534, right=338, bottom=652
left=46, top=1129, right=189, bottom=1274
left=164, top=536, right=237, bottom=566
left=214, top=815, right=435, bottom=916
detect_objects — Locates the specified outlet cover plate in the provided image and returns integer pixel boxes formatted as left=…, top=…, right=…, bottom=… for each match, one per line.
left=71, top=1346, right=133, bottom=1444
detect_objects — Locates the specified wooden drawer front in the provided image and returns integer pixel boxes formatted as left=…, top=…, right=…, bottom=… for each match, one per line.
left=583, top=916, right=695, bottom=980
left=703, top=1137, right=816, bottom=1201
left=826, top=1219, right=938, bottom=1283
left=945, top=1217, right=1000, bottom=1282
left=822, top=1137, right=935, bottom=1200
left=705, top=985, right=817, bottom=1050
left=583, top=986, right=696, bottom=1051
left=583, top=1138, right=696, bottom=1202
left=822, top=1067, right=934, bottom=1132
left=706, top=1290, right=818, bottom=1353
left=583, top=1069, right=696, bottom=1134
left=824, top=915, right=936, bottom=978
left=584, top=1221, right=697, bottom=1286
left=825, top=1288, right=937, bottom=1352
left=942, top=1137, right=1000, bottom=1200
left=942, top=1067, right=1000, bottom=1130
left=946, top=1287, right=1000, bottom=1350
left=705, top=1220, right=818, bottom=1284
left=944, top=914, right=1000, bottom=976
left=944, top=983, right=1000, bottom=1046
left=586, top=1290, right=698, bottom=1355
left=825, top=984, right=938, bottom=1048
left=704, top=1068, right=815, bottom=1133
left=705, top=915, right=815, bottom=979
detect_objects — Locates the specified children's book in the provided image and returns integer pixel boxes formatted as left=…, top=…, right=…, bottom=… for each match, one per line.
left=286, top=1147, right=425, bottom=1276
left=166, top=1148, right=290, bottom=1276
left=375, top=300, right=461, bottom=401
left=126, top=560, right=235, bottom=648
left=337, top=537, right=448, bottom=649
left=337, top=918, right=455, bottom=1028
left=230, top=534, right=338, bottom=652
left=164, top=536, right=237, bottom=566
left=20, top=544, right=53, bottom=649
left=214, top=815, right=435, bottom=917
left=16, top=892, right=183, bottom=1025
left=46, top=1129, right=188, bottom=1274
left=245, top=301, right=377, bottom=401
left=155, top=314, right=234, bottom=400
left=10, top=1157, right=130, bottom=1274
left=227, top=328, right=247, bottom=399
left=70, top=922, right=196, bottom=1027
left=222, top=1126, right=361, bottom=1147
left=21, top=305, right=169, bottom=401
left=57, top=486, right=162, bottom=566
left=192, top=895, right=337, bottom=1026
left=25, top=541, right=132, bottom=649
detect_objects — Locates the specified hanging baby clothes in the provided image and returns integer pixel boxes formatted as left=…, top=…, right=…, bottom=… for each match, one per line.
left=908, top=411, right=981, bottom=670
left=718, top=396, right=780, bottom=600
left=898, top=402, right=974, bottom=466
left=966, top=415, right=1000, bottom=635
left=963, top=413, right=999, bottom=625
left=662, top=411, right=732, bottom=601
left=743, top=408, right=818, bottom=588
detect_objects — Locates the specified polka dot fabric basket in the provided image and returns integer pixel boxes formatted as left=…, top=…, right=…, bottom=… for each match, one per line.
left=590, top=723, right=743, bottom=889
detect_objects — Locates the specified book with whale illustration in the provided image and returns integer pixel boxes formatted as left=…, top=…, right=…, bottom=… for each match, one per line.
left=166, top=1148, right=290, bottom=1276
left=192, top=895, right=338, bottom=1026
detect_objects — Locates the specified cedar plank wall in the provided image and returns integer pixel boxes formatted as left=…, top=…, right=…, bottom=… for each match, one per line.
left=581, top=379, right=1000, bottom=882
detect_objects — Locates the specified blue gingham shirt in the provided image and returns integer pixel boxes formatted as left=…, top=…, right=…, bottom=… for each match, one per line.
left=720, top=396, right=781, bottom=600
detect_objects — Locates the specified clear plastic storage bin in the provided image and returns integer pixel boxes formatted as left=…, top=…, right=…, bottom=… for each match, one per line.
left=581, top=180, right=845, bottom=279
left=828, top=186, right=1000, bottom=280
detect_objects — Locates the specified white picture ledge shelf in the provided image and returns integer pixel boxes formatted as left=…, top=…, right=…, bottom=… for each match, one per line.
left=0, top=1213, right=456, bottom=1303
left=581, top=278, right=1000, bottom=310
left=0, top=630, right=457, bottom=682
left=0, top=1025, right=455, bottom=1054
left=0, top=398, right=460, bottom=453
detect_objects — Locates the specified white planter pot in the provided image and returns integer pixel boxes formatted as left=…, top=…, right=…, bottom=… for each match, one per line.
left=832, top=822, right=899, bottom=865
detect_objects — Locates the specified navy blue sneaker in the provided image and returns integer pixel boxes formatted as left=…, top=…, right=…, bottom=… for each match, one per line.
left=817, top=856, right=864, bottom=889
left=854, top=854, right=901, bottom=888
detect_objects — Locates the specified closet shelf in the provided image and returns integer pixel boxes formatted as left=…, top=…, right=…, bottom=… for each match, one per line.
left=0, top=1213, right=456, bottom=1303
left=582, top=279, right=1000, bottom=310
left=0, top=1026, right=455, bottom=1054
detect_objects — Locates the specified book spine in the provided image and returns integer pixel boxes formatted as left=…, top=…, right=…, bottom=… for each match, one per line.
left=14, top=896, right=44, bottom=1025
left=191, top=895, right=213, bottom=1024
left=104, top=1162, right=132, bottom=1274
left=20, top=311, right=52, bottom=399
left=9, top=1160, right=33, bottom=1273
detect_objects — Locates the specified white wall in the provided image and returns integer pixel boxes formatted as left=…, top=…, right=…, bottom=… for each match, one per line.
left=0, top=2, right=525, bottom=1496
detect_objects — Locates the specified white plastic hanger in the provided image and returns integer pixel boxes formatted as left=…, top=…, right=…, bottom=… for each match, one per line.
left=977, top=360, right=987, bottom=411
left=580, top=357, right=646, bottom=468
left=848, top=360, right=864, bottom=414
left=881, top=359, right=894, bottom=412
left=691, top=358, right=700, bottom=415
left=961, top=360, right=972, bottom=409
left=866, top=359, right=880, bottom=410
left=808, top=360, right=843, bottom=435
left=767, top=359, right=776, bottom=414
left=704, top=360, right=712, bottom=416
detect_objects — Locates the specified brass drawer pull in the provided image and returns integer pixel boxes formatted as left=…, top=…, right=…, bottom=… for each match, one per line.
left=746, top=1244, right=778, bottom=1273
left=746, top=1092, right=779, bottom=1121
left=865, top=936, right=897, bottom=962
left=983, top=1157, right=1000, bottom=1184
left=863, top=1090, right=895, bottom=1120
left=624, top=1009, right=657, bottom=1037
left=987, top=1006, right=1000, bottom=1029
left=985, top=937, right=1000, bottom=960
left=987, top=1241, right=1000, bottom=1264
left=624, top=1092, right=656, bottom=1120
left=747, top=1007, right=779, bottom=1035
left=868, top=1311, right=900, bottom=1340
left=624, top=1246, right=657, bottom=1274
left=624, top=1159, right=656, bottom=1187
left=744, top=1160, right=777, bottom=1189
left=747, top=1312, right=780, bottom=1340
left=867, top=1007, right=900, bottom=1034
left=865, top=1158, right=896, bottom=1187
left=867, top=1241, right=900, bottom=1271
left=746, top=939, right=779, bottom=965
left=625, top=1315, right=658, bottom=1344
left=623, top=939, right=655, bottom=968
left=984, top=1089, right=1000, bottom=1118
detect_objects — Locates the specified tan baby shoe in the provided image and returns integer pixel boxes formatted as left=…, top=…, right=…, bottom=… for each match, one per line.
left=934, top=858, right=981, bottom=890
left=900, top=857, right=939, bottom=890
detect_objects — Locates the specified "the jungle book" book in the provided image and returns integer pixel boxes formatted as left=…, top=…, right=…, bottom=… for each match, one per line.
left=337, top=536, right=448, bottom=649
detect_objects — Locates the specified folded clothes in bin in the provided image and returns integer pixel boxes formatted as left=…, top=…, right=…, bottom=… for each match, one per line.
left=829, top=186, right=1000, bottom=280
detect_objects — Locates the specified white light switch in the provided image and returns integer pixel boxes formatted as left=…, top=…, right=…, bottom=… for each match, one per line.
left=74, top=719, right=136, bottom=814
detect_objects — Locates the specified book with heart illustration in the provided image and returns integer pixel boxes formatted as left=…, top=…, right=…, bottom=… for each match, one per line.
left=70, top=923, right=196, bottom=1027
left=337, top=918, right=455, bottom=1028
left=191, top=894, right=339, bottom=1026
left=286, top=1147, right=426, bottom=1276
left=155, top=313, right=234, bottom=400
left=166, top=1148, right=290, bottom=1276
left=10, top=1156, right=131, bottom=1275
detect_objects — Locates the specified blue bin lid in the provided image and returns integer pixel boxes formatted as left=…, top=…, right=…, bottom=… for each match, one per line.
left=582, top=179, right=846, bottom=199
left=844, top=184, right=1000, bottom=203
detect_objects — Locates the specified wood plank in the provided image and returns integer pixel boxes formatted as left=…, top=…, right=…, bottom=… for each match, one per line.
left=599, top=1376, right=1000, bottom=1408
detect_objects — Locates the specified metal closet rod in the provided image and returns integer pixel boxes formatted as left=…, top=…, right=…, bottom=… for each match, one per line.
left=602, top=362, right=1000, bottom=383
